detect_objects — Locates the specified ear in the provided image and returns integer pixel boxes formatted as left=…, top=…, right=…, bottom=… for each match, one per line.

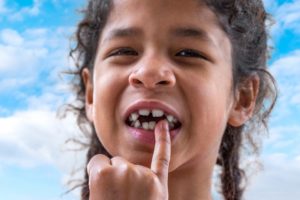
left=228, top=75, right=260, bottom=127
left=82, top=68, right=94, bottom=122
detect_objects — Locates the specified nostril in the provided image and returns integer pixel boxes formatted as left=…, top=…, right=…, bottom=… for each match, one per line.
left=157, top=80, right=169, bottom=85
left=131, top=78, right=143, bottom=85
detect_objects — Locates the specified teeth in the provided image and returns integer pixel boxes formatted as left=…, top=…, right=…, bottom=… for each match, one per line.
left=142, top=122, right=149, bottom=130
left=169, top=122, right=175, bottom=129
left=173, top=118, right=178, bottom=123
left=166, top=115, right=173, bottom=122
left=129, top=112, right=139, bottom=122
left=148, top=121, right=156, bottom=130
left=167, top=115, right=178, bottom=123
left=131, top=120, right=176, bottom=131
left=128, top=109, right=180, bottom=130
left=152, top=109, right=164, bottom=117
left=139, top=109, right=150, bottom=116
left=134, top=120, right=141, bottom=128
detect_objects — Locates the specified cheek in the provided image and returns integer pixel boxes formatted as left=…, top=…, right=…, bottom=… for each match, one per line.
left=184, top=74, right=232, bottom=144
left=91, top=70, right=125, bottom=143
left=191, top=88, right=229, bottom=137
left=187, top=77, right=230, bottom=121
left=93, top=68, right=126, bottom=112
left=183, top=88, right=229, bottom=165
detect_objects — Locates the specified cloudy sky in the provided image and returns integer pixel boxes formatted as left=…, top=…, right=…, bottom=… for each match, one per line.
left=0, top=0, right=299, bottom=200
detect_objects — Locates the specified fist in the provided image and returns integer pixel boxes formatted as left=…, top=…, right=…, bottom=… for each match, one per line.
left=87, top=120, right=171, bottom=200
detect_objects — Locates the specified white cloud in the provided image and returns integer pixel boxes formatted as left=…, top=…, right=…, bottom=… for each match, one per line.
left=269, top=50, right=300, bottom=121
left=0, top=23, right=83, bottom=190
left=266, top=0, right=300, bottom=36
left=276, top=0, right=300, bottom=34
left=270, top=50, right=300, bottom=77
left=0, top=106, right=9, bottom=116
left=212, top=124, right=300, bottom=200
left=263, top=0, right=279, bottom=13
left=0, top=1, right=83, bottom=198
left=0, top=77, right=34, bottom=93
left=0, top=29, right=24, bottom=46
left=291, top=92, right=300, bottom=105
left=0, top=22, right=81, bottom=167
left=0, top=28, right=44, bottom=74
left=0, top=107, right=86, bottom=199
left=0, top=23, right=79, bottom=188
left=0, top=39, right=48, bottom=74
left=246, top=153, right=300, bottom=200
left=0, top=109, right=86, bottom=168
left=266, top=125, right=300, bottom=156
left=0, top=27, right=73, bottom=91
left=9, top=0, right=42, bottom=21
left=0, top=0, right=8, bottom=14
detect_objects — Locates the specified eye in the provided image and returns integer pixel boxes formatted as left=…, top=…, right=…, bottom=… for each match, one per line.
left=175, top=49, right=207, bottom=60
left=108, top=47, right=138, bottom=57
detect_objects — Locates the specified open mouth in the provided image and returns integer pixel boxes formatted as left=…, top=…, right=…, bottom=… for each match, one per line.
left=125, top=108, right=182, bottom=131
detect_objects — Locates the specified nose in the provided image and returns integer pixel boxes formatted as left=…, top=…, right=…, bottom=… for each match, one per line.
left=128, top=56, right=176, bottom=89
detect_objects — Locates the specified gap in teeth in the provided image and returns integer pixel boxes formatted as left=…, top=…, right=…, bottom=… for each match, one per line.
left=127, top=109, right=179, bottom=131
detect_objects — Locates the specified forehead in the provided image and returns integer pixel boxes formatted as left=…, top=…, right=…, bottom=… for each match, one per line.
left=106, top=0, right=221, bottom=31
left=111, top=0, right=204, bottom=15
left=100, top=0, right=231, bottom=62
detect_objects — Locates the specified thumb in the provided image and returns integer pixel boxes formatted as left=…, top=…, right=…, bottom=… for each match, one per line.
left=151, top=120, right=171, bottom=184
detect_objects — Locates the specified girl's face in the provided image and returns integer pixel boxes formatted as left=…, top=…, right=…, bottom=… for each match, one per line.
left=85, top=0, right=236, bottom=171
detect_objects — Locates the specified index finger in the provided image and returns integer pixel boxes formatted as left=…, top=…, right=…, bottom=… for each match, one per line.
left=151, top=120, right=171, bottom=184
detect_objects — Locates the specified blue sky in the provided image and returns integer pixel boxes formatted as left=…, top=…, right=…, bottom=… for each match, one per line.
left=0, top=0, right=299, bottom=200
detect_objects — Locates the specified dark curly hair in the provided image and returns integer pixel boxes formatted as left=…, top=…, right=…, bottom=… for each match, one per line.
left=63, top=0, right=277, bottom=199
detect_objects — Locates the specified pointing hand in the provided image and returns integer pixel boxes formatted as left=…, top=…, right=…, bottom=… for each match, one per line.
left=87, top=120, right=171, bottom=200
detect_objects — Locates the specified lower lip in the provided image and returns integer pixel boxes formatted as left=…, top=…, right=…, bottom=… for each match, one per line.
left=127, top=126, right=180, bottom=145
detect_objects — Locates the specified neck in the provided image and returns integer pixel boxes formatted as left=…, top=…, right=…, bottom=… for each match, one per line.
left=168, top=159, right=214, bottom=200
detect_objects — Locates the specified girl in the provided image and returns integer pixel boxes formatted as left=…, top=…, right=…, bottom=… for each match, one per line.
left=66, top=0, right=277, bottom=199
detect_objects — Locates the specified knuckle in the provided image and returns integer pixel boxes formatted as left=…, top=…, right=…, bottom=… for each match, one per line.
left=157, top=157, right=170, bottom=168
left=111, top=157, right=130, bottom=170
left=91, top=154, right=108, bottom=162
left=90, top=167, right=114, bottom=186
left=157, top=137, right=171, bottom=145
left=87, top=154, right=108, bottom=168
left=96, top=166, right=114, bottom=178
left=111, top=156, right=122, bottom=162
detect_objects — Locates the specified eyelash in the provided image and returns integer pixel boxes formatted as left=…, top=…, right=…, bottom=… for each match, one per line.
left=175, top=49, right=207, bottom=60
left=108, top=47, right=138, bottom=57
left=108, top=48, right=207, bottom=60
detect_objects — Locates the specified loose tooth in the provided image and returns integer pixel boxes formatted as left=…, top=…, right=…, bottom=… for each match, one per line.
left=129, top=112, right=139, bottom=121
left=167, top=115, right=174, bottom=123
left=152, top=109, right=164, bottom=117
left=169, top=122, right=175, bottom=129
left=173, top=118, right=178, bottom=123
left=148, top=121, right=156, bottom=130
left=142, top=122, right=149, bottom=130
left=134, top=120, right=141, bottom=128
left=139, top=109, right=150, bottom=116
left=167, top=115, right=178, bottom=123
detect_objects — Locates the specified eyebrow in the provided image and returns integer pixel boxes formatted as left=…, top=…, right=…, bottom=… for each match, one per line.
left=102, top=28, right=142, bottom=44
left=171, top=27, right=215, bottom=46
left=103, top=27, right=215, bottom=46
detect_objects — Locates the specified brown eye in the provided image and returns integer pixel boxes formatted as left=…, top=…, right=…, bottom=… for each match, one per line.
left=108, top=47, right=138, bottom=57
left=175, top=49, right=207, bottom=60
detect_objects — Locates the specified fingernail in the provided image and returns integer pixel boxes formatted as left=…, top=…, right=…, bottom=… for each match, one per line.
left=161, top=120, right=169, bottom=132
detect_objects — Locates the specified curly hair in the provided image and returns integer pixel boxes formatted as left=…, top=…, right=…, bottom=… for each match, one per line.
left=64, top=0, right=277, bottom=199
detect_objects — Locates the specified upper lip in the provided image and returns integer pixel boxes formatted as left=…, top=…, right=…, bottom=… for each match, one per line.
left=123, top=100, right=182, bottom=123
